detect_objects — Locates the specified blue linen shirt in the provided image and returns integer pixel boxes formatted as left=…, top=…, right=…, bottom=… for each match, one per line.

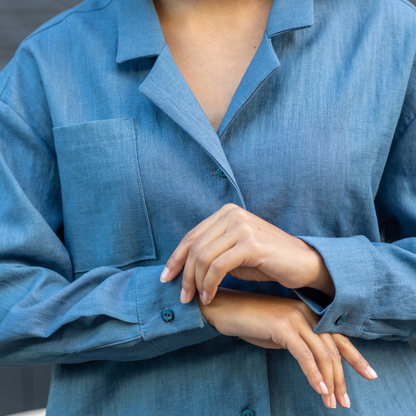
left=1, top=0, right=416, bottom=414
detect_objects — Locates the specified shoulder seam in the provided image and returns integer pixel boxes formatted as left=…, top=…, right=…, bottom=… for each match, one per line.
left=399, top=0, right=416, bottom=13
left=23, top=0, right=115, bottom=43
left=0, top=0, right=114, bottom=99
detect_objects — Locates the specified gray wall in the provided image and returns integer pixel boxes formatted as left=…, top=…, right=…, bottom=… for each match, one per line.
left=0, top=0, right=83, bottom=70
left=0, top=366, right=52, bottom=416
left=1, top=0, right=416, bottom=414
left=0, top=3, right=82, bottom=414
left=2, top=0, right=416, bottom=70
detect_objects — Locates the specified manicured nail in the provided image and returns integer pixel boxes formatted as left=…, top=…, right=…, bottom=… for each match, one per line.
left=180, top=288, right=188, bottom=303
left=343, top=393, right=351, bottom=408
left=319, top=381, right=329, bottom=395
left=201, top=291, right=210, bottom=305
left=329, top=393, right=336, bottom=409
left=160, top=267, right=170, bottom=282
left=366, top=366, right=378, bottom=379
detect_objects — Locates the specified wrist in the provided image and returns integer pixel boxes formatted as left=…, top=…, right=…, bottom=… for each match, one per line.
left=197, top=288, right=252, bottom=336
left=302, top=242, right=335, bottom=298
left=197, top=288, right=229, bottom=329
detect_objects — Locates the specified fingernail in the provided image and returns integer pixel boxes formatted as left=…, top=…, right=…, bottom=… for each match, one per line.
left=366, top=366, right=378, bottom=379
left=203, top=291, right=211, bottom=304
left=330, top=393, right=336, bottom=409
left=319, top=381, right=329, bottom=395
left=180, top=288, right=188, bottom=303
left=343, top=393, right=351, bottom=408
left=201, top=291, right=210, bottom=305
left=160, top=267, right=170, bottom=282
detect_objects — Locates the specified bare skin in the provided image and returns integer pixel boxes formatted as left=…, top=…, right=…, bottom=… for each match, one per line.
left=165, top=204, right=335, bottom=303
left=153, top=0, right=273, bottom=131
left=198, top=288, right=377, bottom=409
left=153, top=1, right=378, bottom=410
left=161, top=204, right=377, bottom=408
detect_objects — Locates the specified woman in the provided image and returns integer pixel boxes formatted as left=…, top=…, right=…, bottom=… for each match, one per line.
left=0, top=0, right=415, bottom=414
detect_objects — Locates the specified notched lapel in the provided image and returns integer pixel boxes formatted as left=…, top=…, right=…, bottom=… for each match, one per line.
left=139, top=44, right=246, bottom=207
left=217, top=33, right=280, bottom=137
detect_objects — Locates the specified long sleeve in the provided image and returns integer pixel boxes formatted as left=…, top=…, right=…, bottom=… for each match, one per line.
left=0, top=139, right=218, bottom=366
left=296, top=55, right=416, bottom=342
left=0, top=55, right=219, bottom=367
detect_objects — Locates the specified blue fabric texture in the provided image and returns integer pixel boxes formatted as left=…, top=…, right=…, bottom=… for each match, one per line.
left=1, top=0, right=416, bottom=414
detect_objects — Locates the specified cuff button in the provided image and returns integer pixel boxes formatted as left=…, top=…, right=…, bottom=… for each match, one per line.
left=162, top=309, right=174, bottom=323
left=336, top=314, right=348, bottom=325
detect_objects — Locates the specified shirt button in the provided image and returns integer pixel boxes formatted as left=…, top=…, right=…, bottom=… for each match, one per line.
left=242, top=409, right=255, bottom=416
left=217, top=168, right=227, bottom=178
left=161, top=309, right=174, bottom=323
left=336, top=314, right=348, bottom=325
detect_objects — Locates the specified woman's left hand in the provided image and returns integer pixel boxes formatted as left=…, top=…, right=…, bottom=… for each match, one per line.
left=161, top=204, right=335, bottom=304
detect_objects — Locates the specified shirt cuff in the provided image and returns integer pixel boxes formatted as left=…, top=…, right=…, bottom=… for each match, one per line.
left=136, top=265, right=220, bottom=350
left=295, top=236, right=377, bottom=337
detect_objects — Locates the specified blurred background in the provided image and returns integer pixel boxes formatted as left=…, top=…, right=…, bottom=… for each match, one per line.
left=1, top=0, right=416, bottom=414
left=0, top=2, right=83, bottom=415
left=0, top=0, right=83, bottom=71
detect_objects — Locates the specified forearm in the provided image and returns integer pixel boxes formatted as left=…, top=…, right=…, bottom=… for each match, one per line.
left=296, top=235, right=416, bottom=341
left=196, top=288, right=376, bottom=410
left=0, top=264, right=219, bottom=366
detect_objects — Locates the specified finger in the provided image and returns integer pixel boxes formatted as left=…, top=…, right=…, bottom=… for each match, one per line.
left=320, top=333, right=350, bottom=408
left=290, top=304, right=336, bottom=409
left=285, top=333, right=332, bottom=401
left=182, top=219, right=230, bottom=303
left=300, top=330, right=336, bottom=409
left=201, top=243, right=255, bottom=304
left=331, top=333, right=378, bottom=380
left=161, top=206, right=231, bottom=283
left=239, top=336, right=340, bottom=410
left=189, top=215, right=262, bottom=303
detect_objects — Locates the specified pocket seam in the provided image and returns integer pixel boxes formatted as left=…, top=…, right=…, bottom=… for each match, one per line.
left=54, top=117, right=157, bottom=274
left=127, top=117, right=156, bottom=263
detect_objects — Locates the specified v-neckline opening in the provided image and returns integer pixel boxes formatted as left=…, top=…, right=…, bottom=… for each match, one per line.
left=163, top=32, right=277, bottom=139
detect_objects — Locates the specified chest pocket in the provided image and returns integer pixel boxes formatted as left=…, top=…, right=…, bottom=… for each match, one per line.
left=53, top=118, right=156, bottom=274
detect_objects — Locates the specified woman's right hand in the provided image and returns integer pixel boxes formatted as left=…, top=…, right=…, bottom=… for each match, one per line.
left=199, top=288, right=378, bottom=409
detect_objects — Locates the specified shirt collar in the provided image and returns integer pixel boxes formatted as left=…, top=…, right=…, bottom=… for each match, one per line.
left=116, top=0, right=165, bottom=63
left=116, top=0, right=314, bottom=63
left=266, top=0, right=314, bottom=37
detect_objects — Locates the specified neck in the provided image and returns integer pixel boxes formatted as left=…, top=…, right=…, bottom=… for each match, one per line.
left=153, top=0, right=273, bottom=29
